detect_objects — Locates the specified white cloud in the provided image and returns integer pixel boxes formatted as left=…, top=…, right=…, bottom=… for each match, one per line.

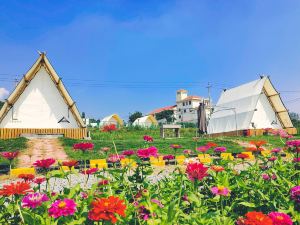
left=0, top=88, right=9, bottom=100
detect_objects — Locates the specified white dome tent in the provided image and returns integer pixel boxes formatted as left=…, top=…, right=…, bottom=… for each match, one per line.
left=100, top=114, right=124, bottom=127
left=207, top=76, right=296, bottom=136
left=132, top=115, right=158, bottom=128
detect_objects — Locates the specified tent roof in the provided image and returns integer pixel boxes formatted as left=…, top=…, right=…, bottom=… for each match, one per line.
left=0, top=53, right=85, bottom=128
left=133, top=115, right=158, bottom=125
left=208, top=76, right=293, bottom=133
left=100, top=114, right=124, bottom=126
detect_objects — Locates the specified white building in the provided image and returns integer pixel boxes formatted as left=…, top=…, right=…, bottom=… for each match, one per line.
left=150, top=89, right=210, bottom=124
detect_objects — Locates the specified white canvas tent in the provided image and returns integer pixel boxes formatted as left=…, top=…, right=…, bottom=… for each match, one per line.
left=100, top=114, right=124, bottom=127
left=132, top=115, right=158, bottom=128
left=0, top=52, right=86, bottom=139
left=207, top=76, right=296, bottom=135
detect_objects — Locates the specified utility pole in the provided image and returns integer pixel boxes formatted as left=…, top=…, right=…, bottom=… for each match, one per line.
left=206, top=82, right=212, bottom=105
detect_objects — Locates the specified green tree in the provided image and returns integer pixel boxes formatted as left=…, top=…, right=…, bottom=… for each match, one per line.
left=290, top=112, right=300, bottom=128
left=129, top=111, right=142, bottom=124
left=155, top=110, right=174, bottom=123
left=0, top=101, right=3, bottom=110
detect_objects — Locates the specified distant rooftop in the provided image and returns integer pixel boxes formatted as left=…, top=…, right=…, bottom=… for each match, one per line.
left=149, top=105, right=176, bottom=115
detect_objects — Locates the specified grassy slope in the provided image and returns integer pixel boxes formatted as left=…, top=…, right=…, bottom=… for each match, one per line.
left=61, top=128, right=299, bottom=160
left=0, top=137, right=28, bottom=165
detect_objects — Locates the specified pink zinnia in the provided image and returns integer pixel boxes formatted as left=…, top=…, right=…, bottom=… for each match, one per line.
left=81, top=168, right=98, bottom=175
left=262, top=174, right=270, bottom=180
left=185, top=162, right=208, bottom=182
left=0, top=151, right=19, bottom=160
left=22, top=193, right=49, bottom=208
left=137, top=146, right=158, bottom=159
left=293, top=158, right=300, bottom=163
left=291, top=186, right=300, bottom=203
left=107, top=154, right=125, bottom=163
left=33, top=158, right=55, bottom=168
left=183, top=149, right=192, bottom=155
left=151, top=199, right=164, bottom=208
left=268, top=156, right=277, bottom=161
left=268, top=212, right=293, bottom=225
left=122, top=150, right=135, bottom=156
left=197, top=146, right=209, bottom=153
left=271, top=148, right=281, bottom=153
left=211, top=186, right=230, bottom=196
left=214, top=147, right=226, bottom=153
left=163, top=155, right=175, bottom=160
left=48, top=198, right=77, bottom=218
left=143, top=135, right=153, bottom=142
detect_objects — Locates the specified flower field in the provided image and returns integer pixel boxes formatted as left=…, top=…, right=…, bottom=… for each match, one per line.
left=0, top=127, right=300, bottom=224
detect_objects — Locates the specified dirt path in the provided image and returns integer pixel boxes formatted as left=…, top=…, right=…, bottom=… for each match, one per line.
left=17, top=138, right=68, bottom=168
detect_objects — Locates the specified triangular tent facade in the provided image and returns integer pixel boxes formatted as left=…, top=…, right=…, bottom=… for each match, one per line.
left=207, top=76, right=296, bottom=135
left=0, top=53, right=86, bottom=139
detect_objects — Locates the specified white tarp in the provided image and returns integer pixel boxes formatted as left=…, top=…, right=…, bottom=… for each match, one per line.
left=207, top=77, right=286, bottom=134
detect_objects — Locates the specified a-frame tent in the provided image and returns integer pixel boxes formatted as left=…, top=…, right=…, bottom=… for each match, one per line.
left=0, top=52, right=87, bottom=139
left=207, top=76, right=297, bottom=136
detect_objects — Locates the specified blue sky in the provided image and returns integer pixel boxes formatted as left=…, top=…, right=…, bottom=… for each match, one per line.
left=0, top=0, right=300, bottom=119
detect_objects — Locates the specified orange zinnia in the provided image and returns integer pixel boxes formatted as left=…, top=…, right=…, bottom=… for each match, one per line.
left=211, top=165, right=224, bottom=172
left=88, top=196, right=126, bottom=223
left=237, top=211, right=273, bottom=225
left=249, top=140, right=267, bottom=148
left=62, top=160, right=79, bottom=168
left=0, top=181, right=33, bottom=196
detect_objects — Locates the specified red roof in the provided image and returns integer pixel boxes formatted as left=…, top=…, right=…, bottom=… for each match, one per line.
left=149, top=105, right=176, bottom=115
left=178, top=96, right=201, bottom=102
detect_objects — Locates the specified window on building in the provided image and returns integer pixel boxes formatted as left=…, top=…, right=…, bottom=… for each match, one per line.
left=184, top=109, right=186, bottom=113
left=183, top=102, right=185, bottom=106
left=179, top=115, right=181, bottom=119
left=178, top=109, right=181, bottom=112
left=189, top=101, right=191, bottom=105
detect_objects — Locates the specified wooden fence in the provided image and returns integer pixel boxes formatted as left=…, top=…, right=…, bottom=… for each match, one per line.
left=0, top=128, right=87, bottom=139
left=208, top=128, right=297, bottom=138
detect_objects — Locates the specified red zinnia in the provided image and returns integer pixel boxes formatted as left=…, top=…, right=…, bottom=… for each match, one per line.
left=143, top=135, right=153, bottom=142
left=237, top=211, right=273, bottom=225
left=73, top=142, right=94, bottom=151
left=0, top=181, right=33, bottom=196
left=206, top=142, right=218, bottom=148
left=0, top=151, right=19, bottom=160
left=62, top=160, right=78, bottom=168
left=237, top=153, right=250, bottom=159
left=18, top=174, right=35, bottom=182
left=88, top=196, right=126, bottom=223
left=81, top=168, right=98, bottom=175
left=185, top=162, right=208, bottom=182
left=98, top=180, right=109, bottom=186
left=33, top=177, right=46, bottom=185
left=102, top=124, right=118, bottom=132
left=33, top=158, right=56, bottom=168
